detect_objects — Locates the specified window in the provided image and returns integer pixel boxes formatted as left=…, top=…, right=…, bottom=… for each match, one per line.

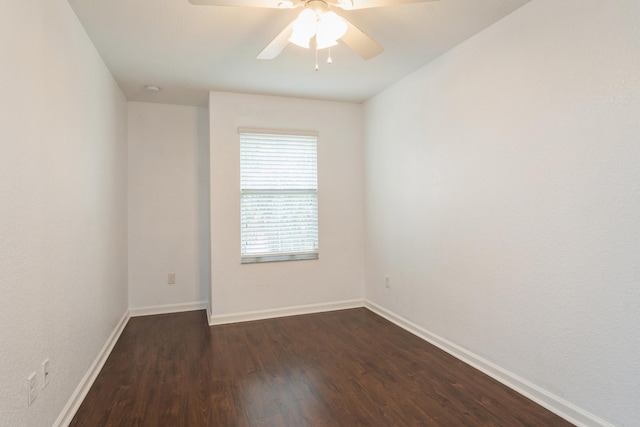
left=240, top=129, right=318, bottom=263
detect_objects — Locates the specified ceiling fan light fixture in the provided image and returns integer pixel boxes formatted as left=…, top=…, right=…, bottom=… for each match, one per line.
left=289, top=32, right=312, bottom=48
left=315, top=36, right=338, bottom=50
left=277, top=0, right=295, bottom=8
left=289, top=8, right=317, bottom=48
left=295, top=8, right=317, bottom=27
left=315, top=11, right=347, bottom=49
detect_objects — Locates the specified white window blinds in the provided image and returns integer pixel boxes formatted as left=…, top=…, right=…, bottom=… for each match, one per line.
left=240, top=131, right=318, bottom=263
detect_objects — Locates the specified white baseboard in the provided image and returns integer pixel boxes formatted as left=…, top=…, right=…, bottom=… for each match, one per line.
left=364, top=300, right=613, bottom=427
left=53, top=310, right=130, bottom=427
left=209, top=299, right=364, bottom=325
left=206, top=304, right=212, bottom=325
left=129, top=301, right=208, bottom=317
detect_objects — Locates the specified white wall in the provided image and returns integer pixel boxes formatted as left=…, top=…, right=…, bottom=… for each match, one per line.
left=128, top=102, right=210, bottom=309
left=209, top=91, right=364, bottom=316
left=363, top=1, right=640, bottom=426
left=0, top=1, right=128, bottom=426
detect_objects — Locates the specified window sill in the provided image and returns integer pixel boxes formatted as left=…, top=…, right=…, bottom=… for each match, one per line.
left=241, top=253, right=318, bottom=264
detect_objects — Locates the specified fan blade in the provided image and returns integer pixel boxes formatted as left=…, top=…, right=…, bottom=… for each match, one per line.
left=340, top=0, right=437, bottom=10
left=188, top=0, right=302, bottom=8
left=340, top=19, right=383, bottom=60
left=257, top=24, right=293, bottom=59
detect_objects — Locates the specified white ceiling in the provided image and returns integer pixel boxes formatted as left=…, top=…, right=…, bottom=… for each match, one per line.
left=67, top=0, right=531, bottom=106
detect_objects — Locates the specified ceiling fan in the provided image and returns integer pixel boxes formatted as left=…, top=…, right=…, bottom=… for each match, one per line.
left=188, top=0, right=437, bottom=61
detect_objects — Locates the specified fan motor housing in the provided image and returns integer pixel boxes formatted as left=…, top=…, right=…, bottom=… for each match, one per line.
left=305, top=0, right=328, bottom=12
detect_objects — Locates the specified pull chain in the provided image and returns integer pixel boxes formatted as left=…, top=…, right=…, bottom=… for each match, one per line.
left=314, top=45, right=334, bottom=70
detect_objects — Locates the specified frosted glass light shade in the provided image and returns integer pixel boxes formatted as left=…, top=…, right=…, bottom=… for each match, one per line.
left=316, top=11, right=347, bottom=50
left=315, top=34, right=338, bottom=50
left=288, top=9, right=347, bottom=51
left=289, top=9, right=317, bottom=48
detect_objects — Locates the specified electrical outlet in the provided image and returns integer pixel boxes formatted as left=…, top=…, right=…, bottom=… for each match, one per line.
left=168, top=273, right=176, bottom=285
left=42, top=359, right=50, bottom=389
left=27, top=372, right=37, bottom=407
left=385, top=276, right=391, bottom=289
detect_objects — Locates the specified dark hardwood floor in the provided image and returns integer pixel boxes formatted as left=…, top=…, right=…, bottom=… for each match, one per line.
left=71, top=308, right=574, bottom=426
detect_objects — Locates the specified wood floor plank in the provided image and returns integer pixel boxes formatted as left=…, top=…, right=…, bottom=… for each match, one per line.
left=70, top=308, right=574, bottom=426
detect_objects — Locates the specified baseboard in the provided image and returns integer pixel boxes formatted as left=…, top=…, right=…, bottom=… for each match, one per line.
left=364, top=300, right=613, bottom=427
left=206, top=303, right=212, bottom=326
left=209, top=299, right=364, bottom=325
left=53, top=310, right=130, bottom=427
left=129, top=301, right=208, bottom=317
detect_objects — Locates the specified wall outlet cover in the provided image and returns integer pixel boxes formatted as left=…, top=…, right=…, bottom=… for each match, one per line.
left=42, top=359, right=50, bottom=389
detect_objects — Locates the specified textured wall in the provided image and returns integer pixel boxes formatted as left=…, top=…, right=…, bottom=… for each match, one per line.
left=127, top=102, right=210, bottom=309
left=0, top=1, right=128, bottom=426
left=209, top=91, right=365, bottom=316
left=363, top=1, right=640, bottom=426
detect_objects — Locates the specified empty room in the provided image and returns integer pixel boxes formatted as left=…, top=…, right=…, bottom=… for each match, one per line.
left=1, top=0, right=638, bottom=426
